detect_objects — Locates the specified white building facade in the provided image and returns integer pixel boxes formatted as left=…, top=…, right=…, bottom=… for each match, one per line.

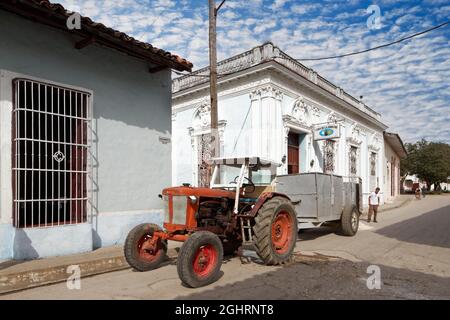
left=172, top=43, right=400, bottom=207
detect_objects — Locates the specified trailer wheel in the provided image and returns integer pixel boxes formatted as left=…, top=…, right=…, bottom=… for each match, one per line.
left=340, top=207, right=359, bottom=236
left=124, top=223, right=167, bottom=271
left=253, top=197, right=298, bottom=265
left=177, top=231, right=223, bottom=288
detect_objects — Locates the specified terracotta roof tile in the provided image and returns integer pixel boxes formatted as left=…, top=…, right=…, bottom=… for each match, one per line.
left=1, top=0, right=193, bottom=71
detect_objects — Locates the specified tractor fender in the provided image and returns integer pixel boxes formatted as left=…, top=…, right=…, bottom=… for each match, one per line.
left=248, top=192, right=297, bottom=217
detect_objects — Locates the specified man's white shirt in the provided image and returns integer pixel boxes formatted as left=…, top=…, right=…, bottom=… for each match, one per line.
left=369, top=192, right=380, bottom=205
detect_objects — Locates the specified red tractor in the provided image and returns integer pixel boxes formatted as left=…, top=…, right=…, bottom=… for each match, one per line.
left=124, top=157, right=298, bottom=288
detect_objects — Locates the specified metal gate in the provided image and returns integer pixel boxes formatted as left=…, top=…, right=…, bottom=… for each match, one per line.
left=12, top=79, right=91, bottom=228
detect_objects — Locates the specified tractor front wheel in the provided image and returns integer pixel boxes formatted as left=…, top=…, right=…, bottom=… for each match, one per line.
left=253, top=197, right=298, bottom=265
left=124, top=223, right=167, bottom=271
left=177, top=231, right=223, bottom=288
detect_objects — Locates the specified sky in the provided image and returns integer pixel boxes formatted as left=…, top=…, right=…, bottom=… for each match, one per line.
left=58, top=0, right=450, bottom=144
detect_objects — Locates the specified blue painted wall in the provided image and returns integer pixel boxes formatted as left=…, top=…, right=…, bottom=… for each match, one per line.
left=0, top=10, right=171, bottom=259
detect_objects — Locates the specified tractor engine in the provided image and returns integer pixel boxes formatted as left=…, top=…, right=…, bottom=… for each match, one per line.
left=197, top=198, right=232, bottom=229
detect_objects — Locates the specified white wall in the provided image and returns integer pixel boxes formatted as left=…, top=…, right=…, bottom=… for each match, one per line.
left=384, top=141, right=401, bottom=201
left=172, top=71, right=386, bottom=208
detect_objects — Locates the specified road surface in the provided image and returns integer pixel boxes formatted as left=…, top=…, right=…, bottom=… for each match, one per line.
left=2, top=195, right=450, bottom=300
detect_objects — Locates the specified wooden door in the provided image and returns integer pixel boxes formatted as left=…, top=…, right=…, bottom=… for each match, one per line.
left=288, top=132, right=300, bottom=174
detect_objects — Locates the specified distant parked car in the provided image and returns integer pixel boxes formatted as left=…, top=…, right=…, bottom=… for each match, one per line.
left=404, top=179, right=414, bottom=193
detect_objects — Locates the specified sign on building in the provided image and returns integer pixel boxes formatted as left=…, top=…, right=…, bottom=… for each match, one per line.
left=314, top=123, right=341, bottom=141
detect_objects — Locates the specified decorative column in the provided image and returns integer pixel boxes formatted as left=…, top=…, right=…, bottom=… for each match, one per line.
left=250, top=85, right=283, bottom=163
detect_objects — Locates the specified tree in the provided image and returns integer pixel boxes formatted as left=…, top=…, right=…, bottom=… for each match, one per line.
left=401, top=140, right=450, bottom=190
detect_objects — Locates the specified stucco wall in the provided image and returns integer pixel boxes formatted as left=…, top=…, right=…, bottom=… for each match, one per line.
left=0, top=10, right=171, bottom=259
left=172, top=72, right=386, bottom=207
left=384, top=141, right=401, bottom=201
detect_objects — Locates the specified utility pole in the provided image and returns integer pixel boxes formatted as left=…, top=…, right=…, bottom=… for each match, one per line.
left=209, top=0, right=225, bottom=159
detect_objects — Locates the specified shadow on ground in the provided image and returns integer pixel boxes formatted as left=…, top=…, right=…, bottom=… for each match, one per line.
left=375, top=205, right=450, bottom=249
left=176, top=254, right=450, bottom=300
left=297, top=226, right=340, bottom=242
left=0, top=260, right=25, bottom=271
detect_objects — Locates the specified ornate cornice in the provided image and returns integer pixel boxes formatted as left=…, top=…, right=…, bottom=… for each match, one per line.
left=172, top=42, right=385, bottom=129
left=251, top=85, right=283, bottom=101
left=173, top=78, right=271, bottom=112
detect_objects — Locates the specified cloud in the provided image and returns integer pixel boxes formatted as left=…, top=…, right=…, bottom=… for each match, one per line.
left=271, top=0, right=290, bottom=10
left=57, top=0, right=450, bottom=143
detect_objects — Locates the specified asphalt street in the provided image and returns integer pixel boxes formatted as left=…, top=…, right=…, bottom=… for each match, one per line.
left=2, top=195, right=450, bottom=300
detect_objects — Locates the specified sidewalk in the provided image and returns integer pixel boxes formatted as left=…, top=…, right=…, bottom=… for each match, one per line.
left=1, top=196, right=413, bottom=295
left=360, top=194, right=412, bottom=218
left=0, top=241, right=181, bottom=295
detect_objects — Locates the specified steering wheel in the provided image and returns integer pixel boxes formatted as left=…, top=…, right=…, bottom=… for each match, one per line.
left=230, top=176, right=256, bottom=193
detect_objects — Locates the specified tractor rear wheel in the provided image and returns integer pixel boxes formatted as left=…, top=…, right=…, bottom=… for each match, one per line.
left=253, top=197, right=298, bottom=265
left=124, top=223, right=167, bottom=272
left=177, top=231, right=223, bottom=288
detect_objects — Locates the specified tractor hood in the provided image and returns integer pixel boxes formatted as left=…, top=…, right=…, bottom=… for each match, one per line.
left=162, top=186, right=236, bottom=198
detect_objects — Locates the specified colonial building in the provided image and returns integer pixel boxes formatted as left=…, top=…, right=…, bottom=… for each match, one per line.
left=172, top=42, right=406, bottom=207
left=0, top=0, right=192, bottom=260
left=384, top=132, right=407, bottom=201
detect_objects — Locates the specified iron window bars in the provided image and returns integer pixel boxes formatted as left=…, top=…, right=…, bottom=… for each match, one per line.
left=12, top=79, right=91, bottom=228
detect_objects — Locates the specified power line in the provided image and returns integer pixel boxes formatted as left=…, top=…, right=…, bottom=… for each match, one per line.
left=296, top=20, right=450, bottom=61
left=173, top=20, right=450, bottom=78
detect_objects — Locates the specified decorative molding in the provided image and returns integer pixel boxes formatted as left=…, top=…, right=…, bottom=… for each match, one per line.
left=188, top=119, right=227, bottom=137
left=308, top=70, right=318, bottom=84
left=291, top=97, right=308, bottom=125
left=251, top=85, right=283, bottom=100
left=192, top=100, right=211, bottom=128
left=311, top=106, right=320, bottom=121
left=173, top=78, right=271, bottom=111
left=327, top=111, right=342, bottom=123
left=368, top=132, right=382, bottom=152
left=346, top=123, right=363, bottom=145
left=282, top=115, right=312, bottom=133
left=283, top=96, right=320, bottom=128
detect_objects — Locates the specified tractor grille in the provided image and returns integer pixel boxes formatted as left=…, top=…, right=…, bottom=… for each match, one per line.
left=171, top=196, right=187, bottom=225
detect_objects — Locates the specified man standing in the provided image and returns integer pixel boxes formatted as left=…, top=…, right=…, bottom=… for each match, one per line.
left=421, top=185, right=427, bottom=198
left=368, top=187, right=380, bottom=223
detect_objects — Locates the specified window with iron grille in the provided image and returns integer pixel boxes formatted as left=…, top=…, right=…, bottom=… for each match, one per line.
left=323, top=140, right=335, bottom=174
left=370, top=152, right=377, bottom=176
left=198, top=133, right=212, bottom=188
left=349, top=146, right=358, bottom=176
left=12, top=79, right=91, bottom=228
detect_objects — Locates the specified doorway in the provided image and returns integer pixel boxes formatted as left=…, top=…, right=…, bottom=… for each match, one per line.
left=288, top=132, right=300, bottom=174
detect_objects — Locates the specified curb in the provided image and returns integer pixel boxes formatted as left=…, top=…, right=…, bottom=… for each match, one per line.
left=360, top=197, right=412, bottom=217
left=0, top=247, right=179, bottom=295
left=378, top=197, right=412, bottom=213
